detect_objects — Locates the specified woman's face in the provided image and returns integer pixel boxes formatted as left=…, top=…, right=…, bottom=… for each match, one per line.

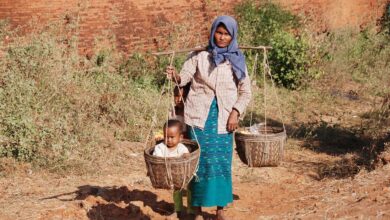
left=214, top=24, right=232, bottom=48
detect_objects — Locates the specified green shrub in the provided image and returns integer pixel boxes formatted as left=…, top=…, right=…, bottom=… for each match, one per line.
left=268, top=30, right=310, bottom=88
left=235, top=0, right=312, bottom=89
left=380, top=3, right=390, bottom=34
left=235, top=1, right=300, bottom=45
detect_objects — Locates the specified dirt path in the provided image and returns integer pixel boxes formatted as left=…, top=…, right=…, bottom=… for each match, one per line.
left=1, top=138, right=389, bottom=220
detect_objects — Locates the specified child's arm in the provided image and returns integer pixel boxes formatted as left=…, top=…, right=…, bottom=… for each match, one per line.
left=152, top=145, right=164, bottom=157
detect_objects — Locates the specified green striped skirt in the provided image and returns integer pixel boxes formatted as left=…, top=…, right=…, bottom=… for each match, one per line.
left=188, top=98, right=233, bottom=207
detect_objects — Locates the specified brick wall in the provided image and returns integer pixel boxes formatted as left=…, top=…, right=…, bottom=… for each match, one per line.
left=276, top=0, right=388, bottom=32
left=0, top=0, right=388, bottom=54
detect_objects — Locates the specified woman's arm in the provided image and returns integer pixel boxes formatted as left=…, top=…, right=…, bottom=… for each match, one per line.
left=226, top=72, right=252, bottom=132
left=232, top=73, right=252, bottom=116
left=165, top=52, right=198, bottom=86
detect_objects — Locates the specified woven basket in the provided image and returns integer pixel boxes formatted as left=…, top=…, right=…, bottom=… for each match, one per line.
left=144, top=139, right=200, bottom=190
left=235, top=126, right=286, bottom=167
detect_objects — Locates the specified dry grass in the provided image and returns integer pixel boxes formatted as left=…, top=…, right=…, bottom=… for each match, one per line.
left=0, top=20, right=173, bottom=174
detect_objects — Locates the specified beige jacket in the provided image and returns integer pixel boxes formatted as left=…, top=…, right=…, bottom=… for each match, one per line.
left=179, top=51, right=252, bottom=134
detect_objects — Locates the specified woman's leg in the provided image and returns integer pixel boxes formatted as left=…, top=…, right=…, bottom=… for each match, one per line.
left=173, top=190, right=183, bottom=212
left=186, top=187, right=193, bottom=214
left=192, top=206, right=203, bottom=220
left=186, top=187, right=203, bottom=219
left=216, top=206, right=230, bottom=220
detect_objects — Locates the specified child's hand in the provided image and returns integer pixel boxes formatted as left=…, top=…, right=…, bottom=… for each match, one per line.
left=182, top=153, right=190, bottom=158
left=154, top=136, right=164, bottom=142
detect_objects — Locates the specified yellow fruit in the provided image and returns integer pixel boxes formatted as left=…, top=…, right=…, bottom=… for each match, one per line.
left=154, top=130, right=164, bottom=140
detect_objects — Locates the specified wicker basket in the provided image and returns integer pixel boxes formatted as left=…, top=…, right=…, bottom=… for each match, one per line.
left=144, top=139, right=200, bottom=190
left=235, top=126, right=286, bottom=167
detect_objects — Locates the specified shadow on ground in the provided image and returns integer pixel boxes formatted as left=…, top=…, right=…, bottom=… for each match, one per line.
left=292, top=121, right=370, bottom=155
left=41, top=185, right=244, bottom=219
left=42, top=186, right=166, bottom=219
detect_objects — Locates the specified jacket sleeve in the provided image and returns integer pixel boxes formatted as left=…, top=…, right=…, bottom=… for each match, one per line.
left=233, top=69, right=252, bottom=117
left=179, top=52, right=198, bottom=87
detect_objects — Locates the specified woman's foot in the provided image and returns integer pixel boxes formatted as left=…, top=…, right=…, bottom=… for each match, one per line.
left=216, top=207, right=230, bottom=220
left=191, top=206, right=203, bottom=220
left=193, top=214, right=203, bottom=220
left=167, top=211, right=179, bottom=220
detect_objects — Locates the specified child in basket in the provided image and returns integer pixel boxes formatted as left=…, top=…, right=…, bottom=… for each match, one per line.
left=153, top=119, right=191, bottom=218
left=153, top=119, right=189, bottom=158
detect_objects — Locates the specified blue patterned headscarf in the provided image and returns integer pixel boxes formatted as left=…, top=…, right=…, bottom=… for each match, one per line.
left=208, top=15, right=246, bottom=81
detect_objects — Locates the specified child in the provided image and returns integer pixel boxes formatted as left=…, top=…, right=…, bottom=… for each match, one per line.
left=154, top=84, right=189, bottom=143
left=171, top=84, right=190, bottom=138
left=153, top=119, right=190, bottom=218
left=173, top=86, right=185, bottom=122
left=153, top=119, right=189, bottom=157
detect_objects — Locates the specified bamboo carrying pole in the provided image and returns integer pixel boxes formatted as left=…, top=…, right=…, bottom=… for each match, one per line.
left=152, top=45, right=272, bottom=55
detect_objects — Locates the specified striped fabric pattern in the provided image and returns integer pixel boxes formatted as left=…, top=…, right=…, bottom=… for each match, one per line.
left=188, top=98, right=233, bottom=207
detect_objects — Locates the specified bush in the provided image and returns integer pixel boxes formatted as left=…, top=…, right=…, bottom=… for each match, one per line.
left=268, top=30, right=310, bottom=88
left=235, top=1, right=312, bottom=89
left=380, top=3, right=390, bottom=34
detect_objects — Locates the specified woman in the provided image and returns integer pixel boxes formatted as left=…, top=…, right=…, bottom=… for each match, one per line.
left=167, top=15, right=251, bottom=220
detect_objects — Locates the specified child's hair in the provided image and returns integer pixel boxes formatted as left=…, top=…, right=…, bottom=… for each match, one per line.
left=163, top=119, right=183, bottom=133
left=174, top=84, right=190, bottom=100
left=173, top=86, right=181, bottom=96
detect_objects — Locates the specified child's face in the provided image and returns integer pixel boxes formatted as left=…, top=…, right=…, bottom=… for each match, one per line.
left=164, top=126, right=183, bottom=148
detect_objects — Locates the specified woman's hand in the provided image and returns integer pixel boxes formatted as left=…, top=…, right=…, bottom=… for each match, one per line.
left=165, top=66, right=180, bottom=83
left=227, top=109, right=239, bottom=132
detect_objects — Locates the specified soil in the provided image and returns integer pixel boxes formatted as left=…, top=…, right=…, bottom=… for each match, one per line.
left=1, top=137, right=389, bottom=220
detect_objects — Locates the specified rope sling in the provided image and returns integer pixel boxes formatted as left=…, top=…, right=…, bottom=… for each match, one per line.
left=143, top=52, right=201, bottom=191
left=235, top=48, right=287, bottom=167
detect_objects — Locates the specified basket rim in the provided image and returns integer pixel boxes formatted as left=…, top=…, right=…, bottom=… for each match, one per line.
left=235, top=128, right=286, bottom=139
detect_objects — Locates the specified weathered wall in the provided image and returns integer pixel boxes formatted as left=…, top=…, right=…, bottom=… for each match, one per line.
left=0, top=0, right=388, bottom=54
left=277, top=0, right=388, bottom=32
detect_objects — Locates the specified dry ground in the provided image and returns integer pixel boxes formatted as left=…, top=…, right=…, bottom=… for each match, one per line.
left=1, top=138, right=389, bottom=220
